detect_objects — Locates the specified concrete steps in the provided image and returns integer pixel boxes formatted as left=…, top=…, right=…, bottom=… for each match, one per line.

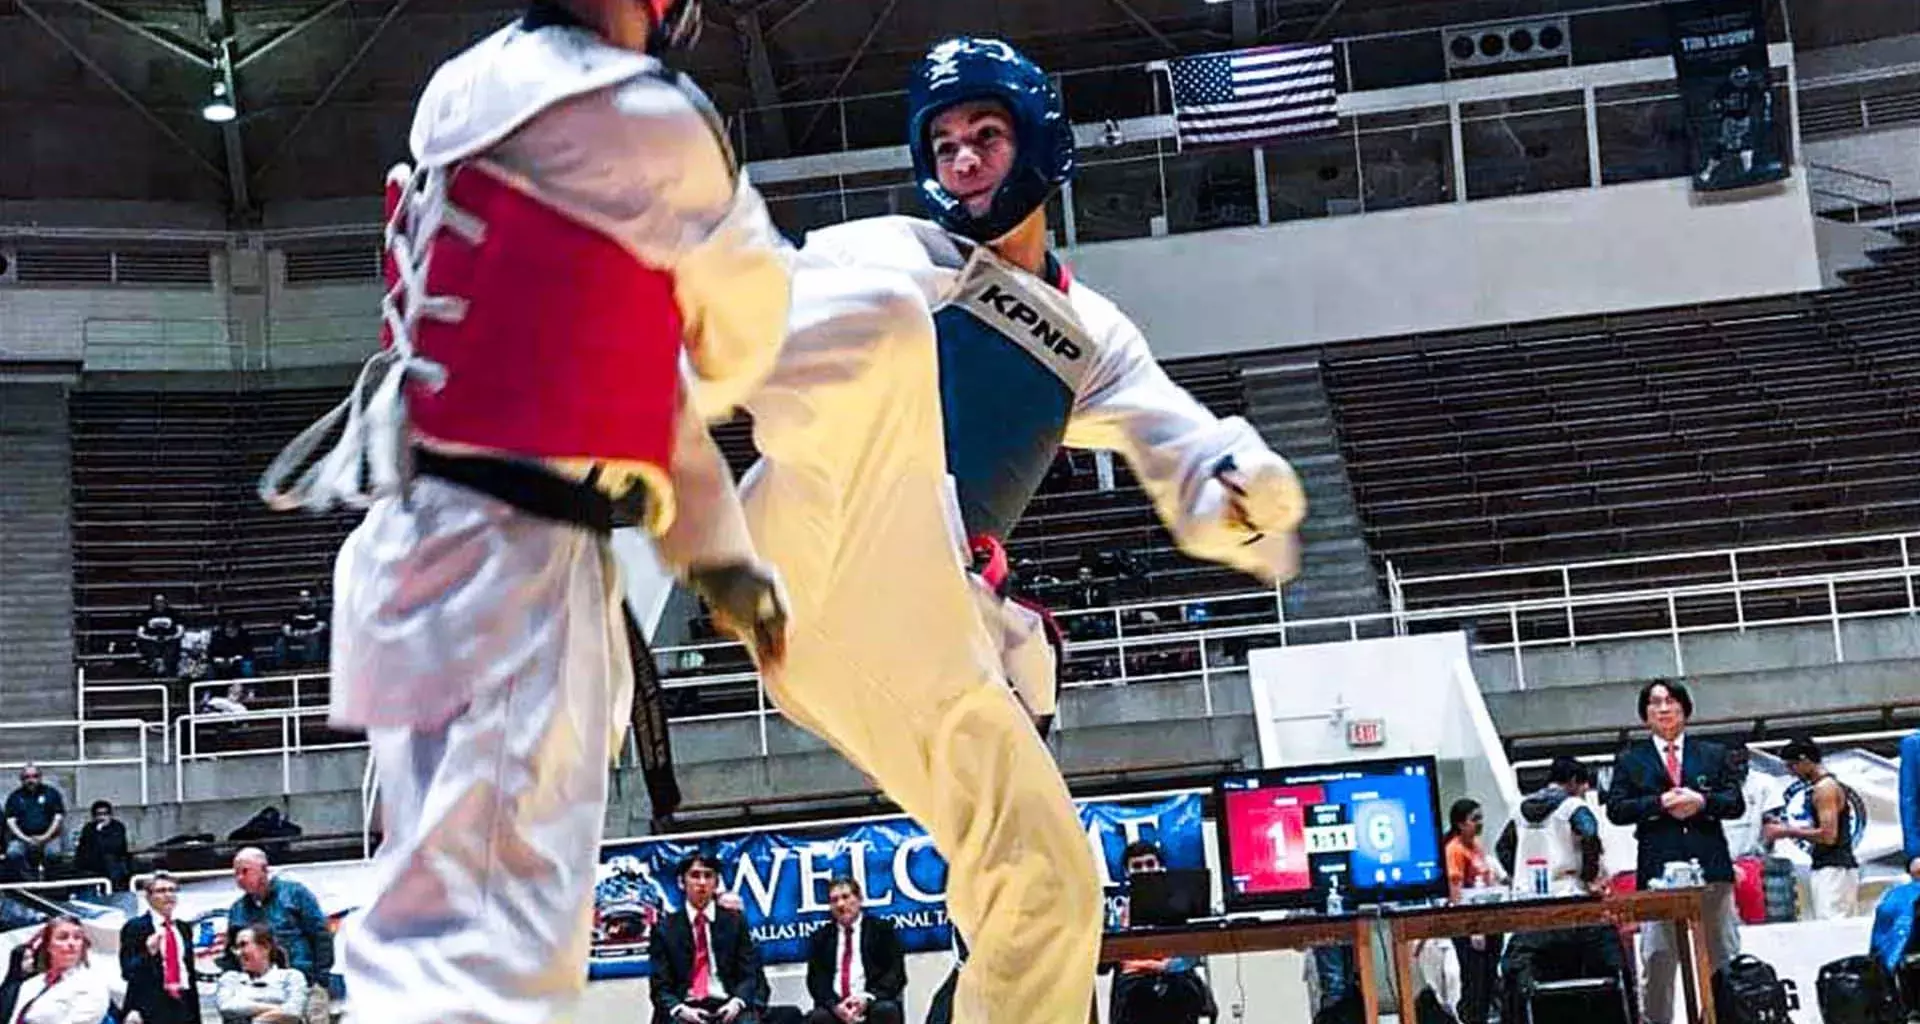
left=1242, top=363, right=1387, bottom=622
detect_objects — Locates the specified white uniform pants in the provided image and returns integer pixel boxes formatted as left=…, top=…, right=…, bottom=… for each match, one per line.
left=1808, top=867, right=1860, bottom=920
left=331, top=478, right=633, bottom=1024
left=1640, top=882, right=1740, bottom=1024
left=742, top=266, right=1102, bottom=1024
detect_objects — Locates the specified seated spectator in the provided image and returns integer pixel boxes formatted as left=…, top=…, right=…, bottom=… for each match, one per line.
left=136, top=594, right=185, bottom=679
left=804, top=877, right=904, bottom=1024
left=203, top=682, right=253, bottom=716
left=650, top=853, right=765, bottom=1024
left=276, top=590, right=327, bottom=670
left=216, top=923, right=309, bottom=1023
left=72, top=799, right=132, bottom=891
left=4, top=765, right=66, bottom=883
left=1106, top=841, right=1215, bottom=1024
left=209, top=616, right=258, bottom=680
left=5, top=915, right=111, bottom=1024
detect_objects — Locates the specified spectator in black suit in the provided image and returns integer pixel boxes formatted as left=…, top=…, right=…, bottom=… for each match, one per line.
left=121, top=871, right=202, bottom=1024
left=804, top=877, right=905, bottom=1024
left=651, top=853, right=765, bottom=1024
left=1605, top=679, right=1743, bottom=1024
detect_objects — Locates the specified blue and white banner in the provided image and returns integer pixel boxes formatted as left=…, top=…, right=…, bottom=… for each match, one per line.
left=590, top=792, right=1203, bottom=980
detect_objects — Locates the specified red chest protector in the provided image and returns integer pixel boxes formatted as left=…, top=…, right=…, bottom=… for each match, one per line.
left=382, top=162, right=682, bottom=473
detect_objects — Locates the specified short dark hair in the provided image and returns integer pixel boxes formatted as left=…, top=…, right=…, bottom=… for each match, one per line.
left=90, top=800, right=112, bottom=815
left=1121, top=840, right=1163, bottom=866
left=1637, top=679, right=1694, bottom=720
left=827, top=875, right=862, bottom=898
left=1547, top=757, right=1593, bottom=787
left=678, top=852, right=722, bottom=879
left=1779, top=736, right=1822, bottom=764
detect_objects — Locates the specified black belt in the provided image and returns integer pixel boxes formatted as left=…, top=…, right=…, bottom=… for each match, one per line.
left=413, top=448, right=616, bottom=533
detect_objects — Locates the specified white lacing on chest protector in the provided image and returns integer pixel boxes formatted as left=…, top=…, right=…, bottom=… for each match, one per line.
left=258, top=164, right=484, bottom=512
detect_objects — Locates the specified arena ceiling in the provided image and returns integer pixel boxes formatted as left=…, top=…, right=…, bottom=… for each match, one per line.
left=0, top=0, right=1912, bottom=223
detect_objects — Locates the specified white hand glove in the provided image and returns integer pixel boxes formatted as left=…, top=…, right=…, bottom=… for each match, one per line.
left=1189, top=452, right=1307, bottom=585
left=1215, top=453, right=1307, bottom=537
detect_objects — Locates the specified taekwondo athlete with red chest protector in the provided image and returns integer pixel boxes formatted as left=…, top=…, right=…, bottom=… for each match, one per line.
left=737, top=37, right=1308, bottom=1024
left=259, top=2, right=790, bottom=1021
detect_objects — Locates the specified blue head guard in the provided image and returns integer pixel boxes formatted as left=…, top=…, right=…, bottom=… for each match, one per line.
left=906, top=37, right=1076, bottom=243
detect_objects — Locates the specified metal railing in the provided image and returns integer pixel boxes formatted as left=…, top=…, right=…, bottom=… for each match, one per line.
left=75, top=667, right=171, bottom=764
left=186, top=672, right=331, bottom=719
left=173, top=707, right=366, bottom=802
left=652, top=561, right=1920, bottom=752
left=1389, top=529, right=1920, bottom=611
left=1808, top=162, right=1903, bottom=223
left=0, top=720, right=151, bottom=804
left=0, top=877, right=115, bottom=904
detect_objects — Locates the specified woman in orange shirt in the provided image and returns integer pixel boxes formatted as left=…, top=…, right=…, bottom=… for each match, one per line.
left=1443, top=799, right=1505, bottom=1024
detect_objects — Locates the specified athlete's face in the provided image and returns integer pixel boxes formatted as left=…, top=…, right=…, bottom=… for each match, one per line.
left=930, top=100, right=1017, bottom=217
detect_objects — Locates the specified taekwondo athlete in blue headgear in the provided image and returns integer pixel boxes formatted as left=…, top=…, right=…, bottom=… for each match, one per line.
left=718, top=36, right=1307, bottom=1024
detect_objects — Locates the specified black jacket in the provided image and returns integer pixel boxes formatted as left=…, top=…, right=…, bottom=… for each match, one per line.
left=1605, top=735, right=1745, bottom=885
left=649, top=906, right=765, bottom=1017
left=804, top=915, right=906, bottom=1011
left=120, top=914, right=203, bottom=1024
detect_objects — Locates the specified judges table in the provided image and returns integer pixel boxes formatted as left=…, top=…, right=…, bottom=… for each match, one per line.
left=1102, top=913, right=1383, bottom=1024
left=1101, top=889, right=1714, bottom=1024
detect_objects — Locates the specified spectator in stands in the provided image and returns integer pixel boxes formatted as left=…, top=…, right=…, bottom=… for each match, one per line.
left=121, top=871, right=201, bottom=1024
left=72, top=799, right=132, bottom=891
left=1900, top=729, right=1920, bottom=881
left=1765, top=737, right=1858, bottom=919
left=804, top=876, right=905, bottom=1024
left=225, top=848, right=333, bottom=1024
left=202, top=682, right=253, bottom=716
left=276, top=590, right=327, bottom=670
left=1501, top=758, right=1631, bottom=1024
left=650, top=852, right=765, bottom=1024
left=1443, top=799, right=1505, bottom=1024
left=136, top=594, right=185, bottom=679
left=5, top=915, right=110, bottom=1024
left=1106, top=841, right=1214, bottom=1024
left=4, top=764, right=66, bottom=882
left=216, top=923, right=309, bottom=1024
left=209, top=616, right=257, bottom=680
left=1605, top=679, right=1743, bottom=1024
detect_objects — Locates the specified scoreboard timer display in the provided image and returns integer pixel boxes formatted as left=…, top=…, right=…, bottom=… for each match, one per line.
left=1214, top=755, right=1447, bottom=911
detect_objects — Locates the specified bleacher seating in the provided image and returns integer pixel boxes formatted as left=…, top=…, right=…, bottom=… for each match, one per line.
left=1323, top=228, right=1920, bottom=614
left=69, top=387, right=359, bottom=742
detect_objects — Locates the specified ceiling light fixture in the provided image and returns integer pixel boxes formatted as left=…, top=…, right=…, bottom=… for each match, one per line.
left=202, top=76, right=236, bottom=123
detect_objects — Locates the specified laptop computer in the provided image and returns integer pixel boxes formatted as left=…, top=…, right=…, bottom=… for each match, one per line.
left=1128, top=869, right=1212, bottom=927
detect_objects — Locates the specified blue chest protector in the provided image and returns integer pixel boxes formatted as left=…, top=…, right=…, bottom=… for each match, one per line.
left=931, top=251, right=1096, bottom=540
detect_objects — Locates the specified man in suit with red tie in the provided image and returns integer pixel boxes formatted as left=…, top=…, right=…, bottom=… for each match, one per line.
left=120, top=872, right=201, bottom=1024
left=1605, top=679, right=1744, bottom=1024
left=804, top=877, right=905, bottom=1024
left=651, top=853, right=766, bottom=1024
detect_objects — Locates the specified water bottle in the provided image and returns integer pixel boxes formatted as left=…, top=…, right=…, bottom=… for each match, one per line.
left=1688, top=858, right=1704, bottom=887
left=1325, top=874, right=1344, bottom=916
left=1527, top=857, right=1550, bottom=897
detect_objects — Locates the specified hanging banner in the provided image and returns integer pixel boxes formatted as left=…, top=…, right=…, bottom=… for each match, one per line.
left=1665, top=0, right=1787, bottom=192
left=589, top=792, right=1204, bottom=980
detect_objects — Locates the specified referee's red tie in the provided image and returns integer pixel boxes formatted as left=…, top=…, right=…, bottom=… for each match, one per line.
left=691, top=913, right=713, bottom=1001
left=1665, top=742, right=1682, bottom=787
left=839, top=924, right=854, bottom=1000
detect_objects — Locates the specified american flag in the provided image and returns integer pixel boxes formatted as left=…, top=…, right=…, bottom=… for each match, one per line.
left=1163, top=44, right=1340, bottom=150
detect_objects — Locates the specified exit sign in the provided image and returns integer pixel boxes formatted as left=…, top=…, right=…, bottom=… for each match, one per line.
left=1347, top=718, right=1386, bottom=748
